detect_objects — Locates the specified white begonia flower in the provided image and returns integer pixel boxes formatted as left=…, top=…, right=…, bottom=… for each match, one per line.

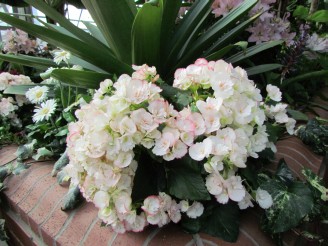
left=179, top=200, right=189, bottom=212
left=266, top=84, right=282, bottom=102
left=114, top=191, right=132, bottom=215
left=238, top=191, right=254, bottom=210
left=93, top=190, right=110, bottom=209
left=206, top=173, right=223, bottom=195
left=186, top=201, right=204, bottom=219
left=98, top=207, right=118, bottom=224
left=168, top=200, right=181, bottom=223
left=53, top=49, right=71, bottom=65
left=226, top=175, right=246, bottom=202
left=26, top=86, right=49, bottom=104
left=256, top=188, right=273, bottom=209
left=142, top=196, right=161, bottom=216
left=286, top=118, right=296, bottom=135
left=189, top=138, right=213, bottom=161
left=32, top=99, right=57, bottom=122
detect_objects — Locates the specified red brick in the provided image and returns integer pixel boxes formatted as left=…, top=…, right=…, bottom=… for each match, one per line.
left=0, top=145, right=17, bottom=166
left=18, top=173, right=57, bottom=224
left=55, top=202, right=98, bottom=246
left=83, top=219, right=117, bottom=246
left=7, top=164, right=52, bottom=208
left=148, top=224, right=193, bottom=246
left=28, top=180, right=67, bottom=237
left=113, top=226, right=154, bottom=246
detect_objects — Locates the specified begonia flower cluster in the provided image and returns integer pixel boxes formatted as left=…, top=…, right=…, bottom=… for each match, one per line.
left=65, top=59, right=294, bottom=232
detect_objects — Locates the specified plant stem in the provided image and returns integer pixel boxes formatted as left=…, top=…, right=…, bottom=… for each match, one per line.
left=309, top=0, right=319, bottom=15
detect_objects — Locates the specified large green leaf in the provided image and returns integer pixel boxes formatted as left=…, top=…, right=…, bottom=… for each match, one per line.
left=261, top=180, right=313, bottom=233
left=23, top=0, right=112, bottom=53
left=160, top=0, right=182, bottom=55
left=0, top=12, right=132, bottom=75
left=166, top=157, right=210, bottom=200
left=82, top=21, right=108, bottom=46
left=163, top=0, right=212, bottom=72
left=0, top=53, right=58, bottom=70
left=132, top=0, right=163, bottom=67
left=226, top=40, right=283, bottom=64
left=82, top=0, right=136, bottom=63
left=205, top=42, right=248, bottom=61
left=204, top=12, right=261, bottom=56
left=178, top=0, right=258, bottom=68
left=4, top=84, right=50, bottom=95
left=245, top=64, right=282, bottom=76
left=50, top=69, right=111, bottom=89
left=201, top=203, right=240, bottom=242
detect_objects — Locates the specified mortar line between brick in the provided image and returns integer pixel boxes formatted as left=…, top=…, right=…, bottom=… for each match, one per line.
left=38, top=193, right=67, bottom=243
left=53, top=208, right=79, bottom=246
left=239, top=228, right=260, bottom=246
left=79, top=216, right=99, bottom=246
left=108, top=232, right=118, bottom=246
left=141, top=227, right=161, bottom=246
left=27, top=181, right=58, bottom=215
left=17, top=173, right=53, bottom=206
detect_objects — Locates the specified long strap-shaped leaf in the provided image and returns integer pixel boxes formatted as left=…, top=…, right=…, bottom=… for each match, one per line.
left=180, top=0, right=258, bottom=67
left=0, top=53, right=58, bottom=70
left=245, top=64, right=282, bottom=76
left=163, top=0, right=212, bottom=72
left=0, top=13, right=133, bottom=75
left=82, top=0, right=136, bottom=64
left=204, top=12, right=261, bottom=56
left=23, top=0, right=114, bottom=55
left=226, top=40, right=283, bottom=64
left=132, top=0, right=163, bottom=67
left=51, top=69, right=111, bottom=89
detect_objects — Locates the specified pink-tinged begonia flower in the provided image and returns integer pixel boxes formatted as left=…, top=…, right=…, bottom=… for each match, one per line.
left=142, top=196, right=161, bottom=216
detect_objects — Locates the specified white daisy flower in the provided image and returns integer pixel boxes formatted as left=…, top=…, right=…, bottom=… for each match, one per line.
left=52, top=49, right=71, bottom=65
left=32, top=99, right=57, bottom=122
left=26, top=86, right=49, bottom=104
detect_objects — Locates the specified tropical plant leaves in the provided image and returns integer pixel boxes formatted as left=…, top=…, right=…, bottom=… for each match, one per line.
left=81, top=0, right=136, bottom=63
left=0, top=53, right=58, bottom=70
left=50, top=69, right=111, bottom=89
left=132, top=0, right=163, bottom=67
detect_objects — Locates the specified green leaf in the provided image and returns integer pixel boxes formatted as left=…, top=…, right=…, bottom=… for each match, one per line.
left=261, top=180, right=313, bottom=233
left=201, top=203, right=240, bottom=242
left=132, top=151, right=166, bottom=202
left=0, top=0, right=28, bottom=7
left=4, top=85, right=52, bottom=96
left=308, top=10, right=328, bottom=23
left=293, top=6, right=309, bottom=20
left=50, top=69, right=111, bottom=89
left=178, top=0, right=258, bottom=68
left=0, top=12, right=132, bottom=75
left=15, top=140, right=37, bottom=160
left=167, top=159, right=210, bottom=200
left=61, top=185, right=84, bottom=211
left=180, top=215, right=202, bottom=234
left=163, top=0, right=212, bottom=71
left=281, top=70, right=328, bottom=88
left=132, top=0, right=163, bottom=67
left=0, top=53, right=58, bottom=70
left=266, top=123, right=284, bottom=143
left=82, top=21, right=108, bottom=46
left=0, top=219, right=9, bottom=241
left=12, top=160, right=29, bottom=175
left=287, top=109, right=308, bottom=121
left=226, top=40, right=283, bottom=64
left=204, top=12, right=261, bottom=56
left=246, top=64, right=282, bottom=76
left=32, top=147, right=54, bottom=160
left=24, top=0, right=113, bottom=54
left=52, top=150, right=69, bottom=176
left=275, top=159, right=294, bottom=185
left=57, top=169, right=70, bottom=185
left=205, top=42, right=248, bottom=61
left=81, top=0, right=137, bottom=63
